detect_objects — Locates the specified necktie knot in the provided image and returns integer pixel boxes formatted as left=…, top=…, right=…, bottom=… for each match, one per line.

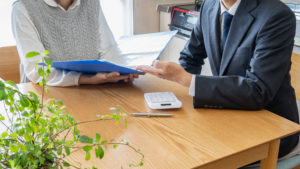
left=222, top=11, right=233, bottom=51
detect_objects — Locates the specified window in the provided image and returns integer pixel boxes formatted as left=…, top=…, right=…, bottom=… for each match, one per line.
left=101, top=0, right=133, bottom=39
left=0, top=0, right=16, bottom=47
left=0, top=0, right=133, bottom=47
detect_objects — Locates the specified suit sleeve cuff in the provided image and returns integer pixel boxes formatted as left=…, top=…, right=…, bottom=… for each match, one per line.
left=189, top=75, right=196, bottom=96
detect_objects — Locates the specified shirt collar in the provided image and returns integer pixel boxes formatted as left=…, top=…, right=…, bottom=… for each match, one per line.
left=43, top=0, right=80, bottom=11
left=220, top=0, right=241, bottom=16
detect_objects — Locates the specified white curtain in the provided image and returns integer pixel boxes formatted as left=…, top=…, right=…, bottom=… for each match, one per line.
left=100, top=0, right=134, bottom=39
left=0, top=0, right=16, bottom=47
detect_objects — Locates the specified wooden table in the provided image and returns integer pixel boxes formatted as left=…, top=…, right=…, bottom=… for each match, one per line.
left=15, top=75, right=300, bottom=169
left=292, top=53, right=300, bottom=99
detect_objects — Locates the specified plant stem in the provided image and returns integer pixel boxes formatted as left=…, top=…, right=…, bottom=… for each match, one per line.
left=3, top=103, right=13, bottom=128
left=69, top=142, right=144, bottom=166
left=52, top=118, right=115, bottom=140
left=0, top=120, right=13, bottom=133
left=55, top=158, right=81, bottom=169
left=13, top=103, right=23, bottom=124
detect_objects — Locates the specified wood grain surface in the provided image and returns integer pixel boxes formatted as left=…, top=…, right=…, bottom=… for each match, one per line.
left=0, top=46, right=20, bottom=83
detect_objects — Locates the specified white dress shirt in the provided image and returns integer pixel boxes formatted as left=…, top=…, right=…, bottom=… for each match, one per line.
left=12, top=0, right=116, bottom=86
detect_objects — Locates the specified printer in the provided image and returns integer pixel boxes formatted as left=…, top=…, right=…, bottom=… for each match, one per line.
left=169, top=1, right=203, bottom=38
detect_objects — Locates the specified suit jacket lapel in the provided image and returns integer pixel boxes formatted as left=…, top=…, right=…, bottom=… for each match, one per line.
left=207, top=0, right=222, bottom=75
left=219, top=0, right=257, bottom=75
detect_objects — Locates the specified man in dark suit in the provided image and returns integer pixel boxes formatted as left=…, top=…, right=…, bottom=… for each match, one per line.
left=137, top=0, right=299, bottom=158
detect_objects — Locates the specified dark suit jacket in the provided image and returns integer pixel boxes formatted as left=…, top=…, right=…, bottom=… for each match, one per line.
left=179, top=0, right=299, bottom=157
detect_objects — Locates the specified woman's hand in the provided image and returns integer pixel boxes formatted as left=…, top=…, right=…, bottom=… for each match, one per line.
left=137, top=61, right=192, bottom=87
left=79, top=72, right=139, bottom=85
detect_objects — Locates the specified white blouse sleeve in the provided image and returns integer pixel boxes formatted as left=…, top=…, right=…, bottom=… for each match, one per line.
left=11, top=2, right=81, bottom=86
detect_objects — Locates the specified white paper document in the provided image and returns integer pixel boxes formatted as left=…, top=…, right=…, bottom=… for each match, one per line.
left=102, top=31, right=178, bottom=68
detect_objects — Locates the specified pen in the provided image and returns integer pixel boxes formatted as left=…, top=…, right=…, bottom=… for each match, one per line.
left=130, top=112, right=174, bottom=117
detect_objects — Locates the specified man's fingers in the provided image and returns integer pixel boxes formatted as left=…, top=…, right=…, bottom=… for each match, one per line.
left=153, top=60, right=165, bottom=69
left=136, top=65, right=163, bottom=76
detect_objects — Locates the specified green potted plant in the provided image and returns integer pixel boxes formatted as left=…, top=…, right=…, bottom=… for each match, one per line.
left=0, top=51, right=144, bottom=168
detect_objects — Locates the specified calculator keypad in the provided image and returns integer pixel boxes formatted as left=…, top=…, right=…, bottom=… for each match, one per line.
left=146, top=92, right=177, bottom=103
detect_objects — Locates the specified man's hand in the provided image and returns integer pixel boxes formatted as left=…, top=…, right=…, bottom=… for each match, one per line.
left=79, top=72, right=139, bottom=85
left=137, top=61, right=192, bottom=87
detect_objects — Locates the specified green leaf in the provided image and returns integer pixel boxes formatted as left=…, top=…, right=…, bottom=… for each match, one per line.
left=57, top=147, right=62, bottom=155
left=35, top=61, right=39, bottom=70
left=42, top=50, right=50, bottom=56
left=10, top=145, right=19, bottom=153
left=101, top=140, right=107, bottom=145
left=83, top=145, right=92, bottom=152
left=13, top=123, right=21, bottom=130
left=1, top=132, right=8, bottom=138
left=10, top=133, right=18, bottom=139
left=26, top=51, right=40, bottom=58
left=0, top=89, right=7, bottom=100
left=78, top=135, right=94, bottom=144
left=0, top=81, right=4, bottom=89
left=113, top=144, right=118, bottom=148
left=0, top=115, right=5, bottom=121
left=96, top=133, right=101, bottom=142
left=64, top=146, right=70, bottom=156
left=62, top=161, right=71, bottom=167
left=42, top=137, right=50, bottom=144
left=110, top=107, right=118, bottom=111
left=85, top=151, right=91, bottom=161
left=44, top=57, right=53, bottom=66
left=97, top=145, right=104, bottom=159
left=0, top=154, right=2, bottom=161
left=57, top=99, right=63, bottom=105
left=38, top=67, right=44, bottom=76
left=45, top=87, right=49, bottom=94
left=20, top=96, right=29, bottom=107
left=24, top=133, right=33, bottom=141
left=139, top=162, right=144, bottom=166
left=5, top=80, right=18, bottom=89
left=21, top=111, right=29, bottom=117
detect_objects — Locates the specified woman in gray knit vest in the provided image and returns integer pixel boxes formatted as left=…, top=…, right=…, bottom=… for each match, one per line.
left=12, top=0, right=137, bottom=86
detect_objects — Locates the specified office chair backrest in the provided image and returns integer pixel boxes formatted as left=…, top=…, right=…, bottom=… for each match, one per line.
left=0, top=46, right=20, bottom=83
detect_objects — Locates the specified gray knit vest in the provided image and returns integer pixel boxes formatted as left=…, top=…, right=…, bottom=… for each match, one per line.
left=21, top=0, right=101, bottom=82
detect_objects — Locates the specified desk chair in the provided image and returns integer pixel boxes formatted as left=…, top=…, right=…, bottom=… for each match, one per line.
left=0, top=46, right=20, bottom=83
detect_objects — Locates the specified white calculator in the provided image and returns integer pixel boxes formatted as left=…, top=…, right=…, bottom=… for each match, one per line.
left=144, top=92, right=182, bottom=109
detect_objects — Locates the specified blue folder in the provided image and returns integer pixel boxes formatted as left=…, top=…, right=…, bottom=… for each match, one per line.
left=52, top=60, right=143, bottom=74
left=49, top=31, right=177, bottom=74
